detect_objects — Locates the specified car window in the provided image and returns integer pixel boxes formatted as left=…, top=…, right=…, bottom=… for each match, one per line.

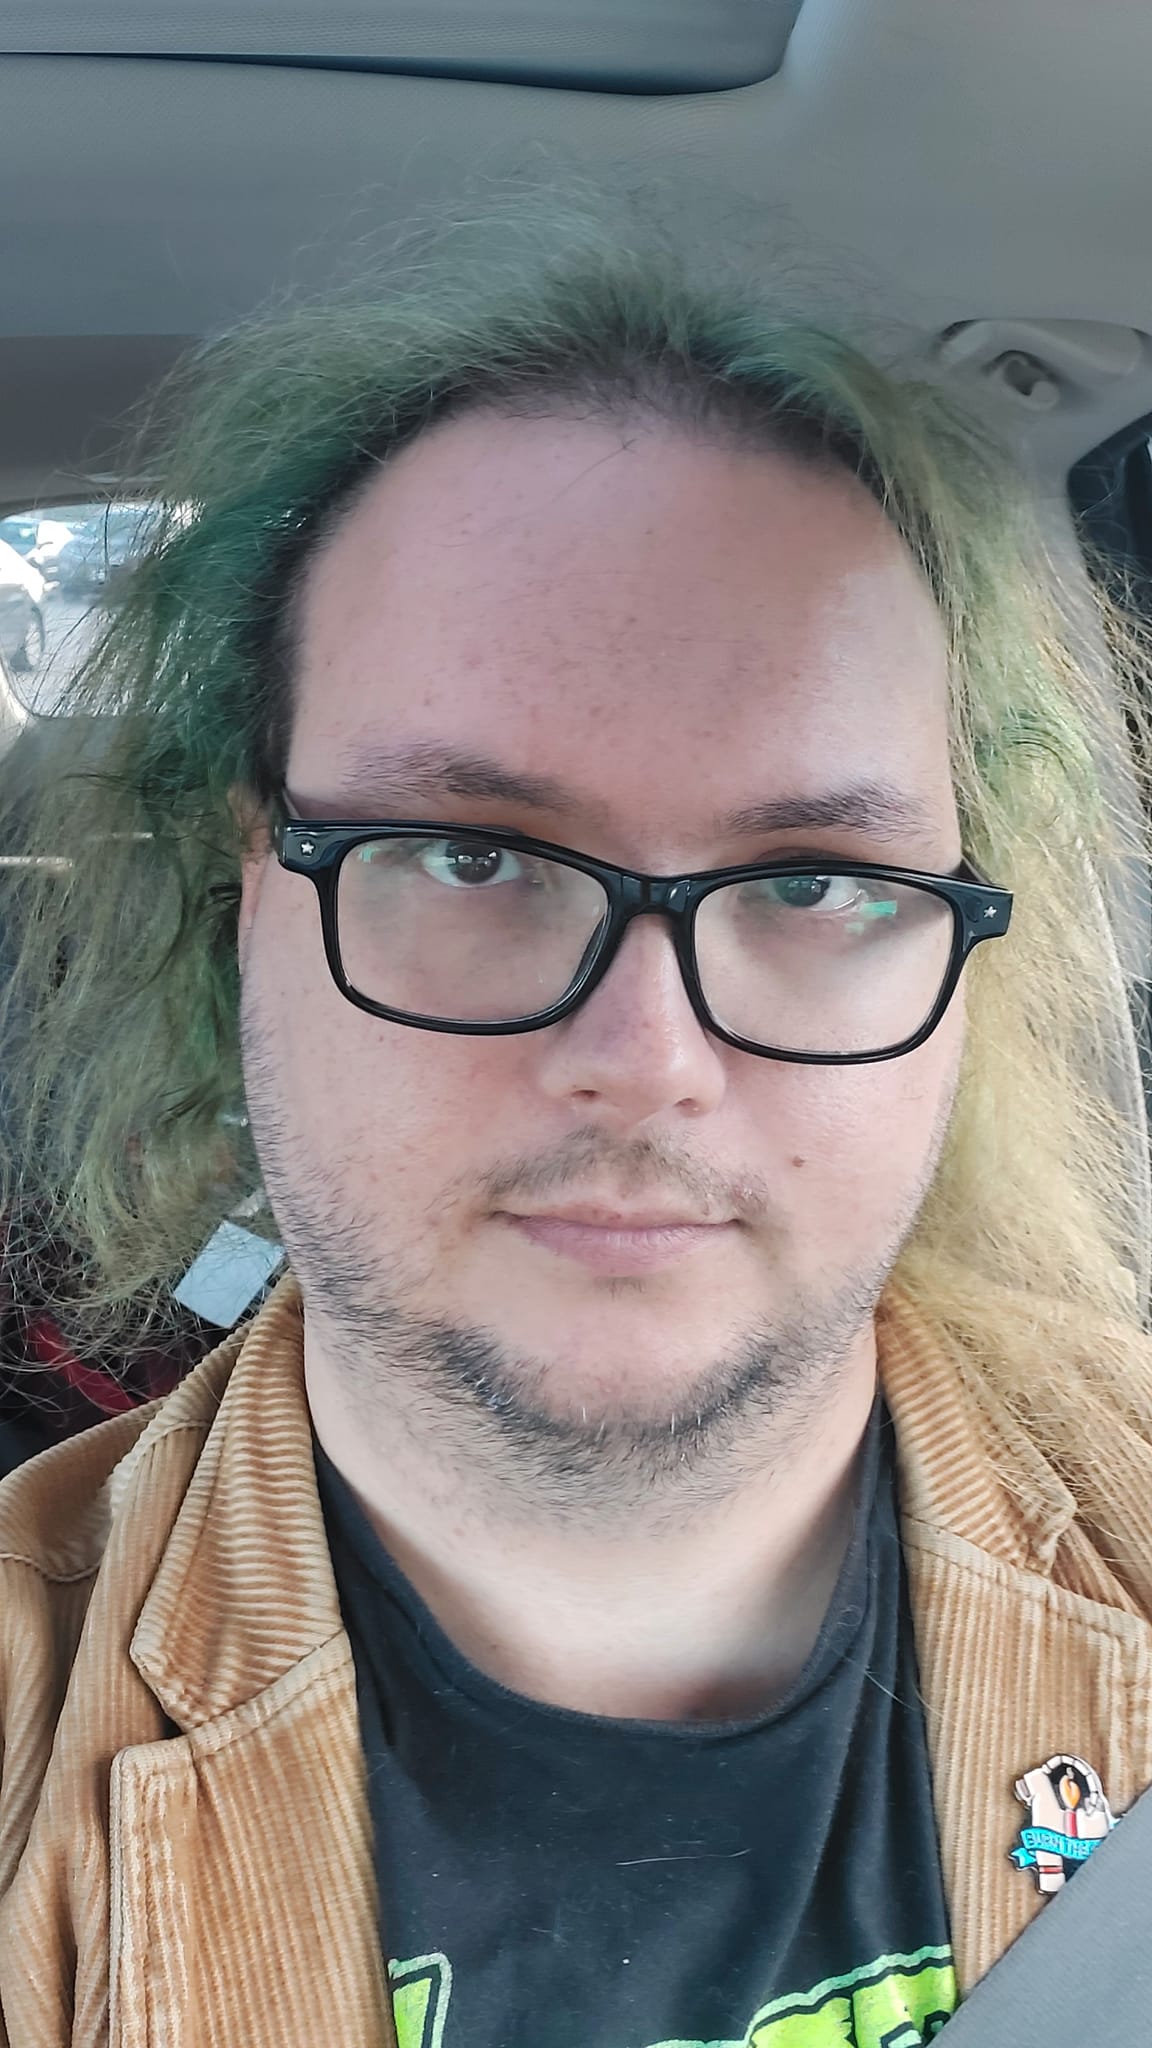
left=0, top=497, right=165, bottom=715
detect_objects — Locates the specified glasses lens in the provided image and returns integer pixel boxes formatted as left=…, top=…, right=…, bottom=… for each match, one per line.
left=694, top=871, right=957, bottom=1056
left=335, top=834, right=610, bottom=1023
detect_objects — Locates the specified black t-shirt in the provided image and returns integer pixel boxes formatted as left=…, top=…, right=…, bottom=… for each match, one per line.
left=315, top=1394, right=957, bottom=2048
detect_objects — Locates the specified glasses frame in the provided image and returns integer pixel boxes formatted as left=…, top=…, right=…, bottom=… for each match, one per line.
left=272, top=793, right=1013, bottom=1066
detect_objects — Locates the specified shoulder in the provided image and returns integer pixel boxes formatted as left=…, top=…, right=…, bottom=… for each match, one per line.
left=0, top=1403, right=158, bottom=1589
left=0, top=1345, right=241, bottom=2001
left=0, top=1338, right=237, bottom=1685
left=0, top=1339, right=242, bottom=1890
left=892, top=1280, right=1152, bottom=1621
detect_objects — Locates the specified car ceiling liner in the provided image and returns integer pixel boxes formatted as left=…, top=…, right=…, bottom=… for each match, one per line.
left=0, top=0, right=805, bottom=94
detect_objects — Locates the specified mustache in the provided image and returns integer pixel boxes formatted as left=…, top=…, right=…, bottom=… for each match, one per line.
left=468, top=1128, right=777, bottom=1228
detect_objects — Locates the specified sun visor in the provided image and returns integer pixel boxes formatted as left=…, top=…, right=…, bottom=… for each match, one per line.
left=0, top=0, right=804, bottom=93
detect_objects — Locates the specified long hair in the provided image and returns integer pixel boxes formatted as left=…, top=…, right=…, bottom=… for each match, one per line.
left=3, top=194, right=1151, bottom=1471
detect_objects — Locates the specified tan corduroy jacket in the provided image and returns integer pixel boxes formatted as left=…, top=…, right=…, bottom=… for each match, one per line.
left=2, top=1271, right=1152, bottom=2045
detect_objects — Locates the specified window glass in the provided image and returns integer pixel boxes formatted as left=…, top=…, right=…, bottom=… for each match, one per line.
left=0, top=499, right=164, bottom=714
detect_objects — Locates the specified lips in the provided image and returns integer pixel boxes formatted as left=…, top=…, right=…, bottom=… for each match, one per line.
left=499, top=1207, right=736, bottom=1275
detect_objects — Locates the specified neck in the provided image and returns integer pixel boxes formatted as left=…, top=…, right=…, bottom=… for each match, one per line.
left=308, top=1328, right=879, bottom=1723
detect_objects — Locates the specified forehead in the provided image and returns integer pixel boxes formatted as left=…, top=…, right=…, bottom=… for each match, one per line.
left=288, top=411, right=955, bottom=856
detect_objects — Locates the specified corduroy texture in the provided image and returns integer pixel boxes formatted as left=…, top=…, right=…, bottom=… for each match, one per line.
left=1, top=1273, right=1151, bottom=2043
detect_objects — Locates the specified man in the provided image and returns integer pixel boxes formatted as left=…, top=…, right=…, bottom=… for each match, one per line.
left=1, top=215, right=1152, bottom=2048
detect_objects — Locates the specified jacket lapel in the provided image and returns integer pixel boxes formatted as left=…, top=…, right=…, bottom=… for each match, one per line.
left=110, top=1276, right=395, bottom=2048
left=109, top=1638, right=391, bottom=2048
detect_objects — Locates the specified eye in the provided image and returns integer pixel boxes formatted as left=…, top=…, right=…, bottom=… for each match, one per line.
left=420, top=840, right=525, bottom=888
left=754, top=874, right=866, bottom=913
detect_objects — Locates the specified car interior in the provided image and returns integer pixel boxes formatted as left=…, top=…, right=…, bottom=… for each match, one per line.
left=2, top=0, right=1152, bottom=1464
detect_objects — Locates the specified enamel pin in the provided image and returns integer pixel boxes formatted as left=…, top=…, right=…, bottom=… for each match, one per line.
left=1010, top=1754, right=1120, bottom=1894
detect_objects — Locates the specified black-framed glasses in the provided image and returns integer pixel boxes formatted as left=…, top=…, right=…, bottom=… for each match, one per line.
left=272, top=793, right=1013, bottom=1066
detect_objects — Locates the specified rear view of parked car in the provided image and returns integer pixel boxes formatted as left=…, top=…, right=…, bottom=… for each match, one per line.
left=55, top=502, right=162, bottom=599
left=0, top=537, right=44, bottom=672
left=0, top=514, right=77, bottom=588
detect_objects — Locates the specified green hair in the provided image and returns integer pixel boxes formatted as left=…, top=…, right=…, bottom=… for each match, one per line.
left=3, top=193, right=1150, bottom=1466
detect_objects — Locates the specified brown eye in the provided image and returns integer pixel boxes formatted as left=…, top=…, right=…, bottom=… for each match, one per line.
left=422, top=841, right=523, bottom=888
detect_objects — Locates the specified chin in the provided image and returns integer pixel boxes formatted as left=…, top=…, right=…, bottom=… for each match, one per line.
left=482, top=1295, right=746, bottom=1367
left=475, top=1314, right=756, bottom=1420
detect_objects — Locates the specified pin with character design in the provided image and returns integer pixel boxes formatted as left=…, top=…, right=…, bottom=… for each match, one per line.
left=1010, top=1754, right=1120, bottom=1894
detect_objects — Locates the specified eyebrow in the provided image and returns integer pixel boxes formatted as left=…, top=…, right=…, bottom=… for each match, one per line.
left=320, top=741, right=937, bottom=841
left=329, top=742, right=582, bottom=816
left=720, top=785, right=937, bottom=838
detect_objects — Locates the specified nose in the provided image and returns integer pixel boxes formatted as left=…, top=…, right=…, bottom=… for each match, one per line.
left=533, top=911, right=728, bottom=1126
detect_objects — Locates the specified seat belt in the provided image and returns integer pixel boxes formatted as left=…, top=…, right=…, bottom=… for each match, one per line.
left=939, top=1775, right=1152, bottom=2039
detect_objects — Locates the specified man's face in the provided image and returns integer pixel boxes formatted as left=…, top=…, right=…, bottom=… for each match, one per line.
left=239, top=411, right=964, bottom=1484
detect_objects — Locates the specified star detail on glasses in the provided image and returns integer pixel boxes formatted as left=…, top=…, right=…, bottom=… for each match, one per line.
left=984, top=904, right=998, bottom=918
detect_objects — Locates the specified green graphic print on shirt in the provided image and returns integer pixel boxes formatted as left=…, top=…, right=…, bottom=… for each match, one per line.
left=388, top=1943, right=958, bottom=2048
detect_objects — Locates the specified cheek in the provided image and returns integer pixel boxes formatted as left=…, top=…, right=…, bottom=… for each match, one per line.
left=245, top=875, right=504, bottom=1188
left=261, top=990, right=524, bottom=1212
left=289, top=1023, right=502, bottom=1188
left=757, top=1015, right=963, bottom=1221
